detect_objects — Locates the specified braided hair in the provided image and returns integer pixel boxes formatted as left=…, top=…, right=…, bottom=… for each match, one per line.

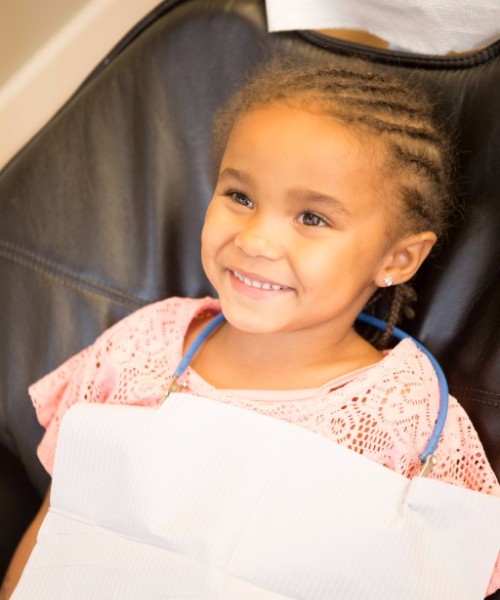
left=212, top=61, right=454, bottom=348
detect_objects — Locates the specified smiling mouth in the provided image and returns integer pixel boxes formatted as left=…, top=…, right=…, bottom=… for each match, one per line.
left=231, top=270, right=290, bottom=291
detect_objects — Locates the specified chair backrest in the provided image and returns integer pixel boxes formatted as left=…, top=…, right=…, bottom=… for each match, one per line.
left=1, top=0, right=499, bottom=496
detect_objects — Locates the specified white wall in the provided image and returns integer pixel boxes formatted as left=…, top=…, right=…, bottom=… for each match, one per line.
left=0, top=0, right=161, bottom=169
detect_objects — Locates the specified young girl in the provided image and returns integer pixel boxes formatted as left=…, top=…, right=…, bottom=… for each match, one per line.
left=4, top=62, right=500, bottom=599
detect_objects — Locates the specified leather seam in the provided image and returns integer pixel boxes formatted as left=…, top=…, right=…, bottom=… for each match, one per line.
left=0, top=239, right=148, bottom=309
left=450, top=386, right=500, bottom=408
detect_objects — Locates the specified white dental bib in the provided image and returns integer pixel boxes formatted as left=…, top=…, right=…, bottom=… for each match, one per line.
left=14, top=393, right=500, bottom=599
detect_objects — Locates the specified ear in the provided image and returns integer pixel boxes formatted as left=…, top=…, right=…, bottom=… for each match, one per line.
left=375, top=231, right=437, bottom=287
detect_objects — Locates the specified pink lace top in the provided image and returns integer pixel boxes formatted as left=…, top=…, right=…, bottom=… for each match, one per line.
left=29, top=296, right=500, bottom=594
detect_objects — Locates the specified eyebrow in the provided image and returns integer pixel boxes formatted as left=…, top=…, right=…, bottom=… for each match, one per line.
left=218, top=167, right=253, bottom=184
left=298, top=190, right=352, bottom=218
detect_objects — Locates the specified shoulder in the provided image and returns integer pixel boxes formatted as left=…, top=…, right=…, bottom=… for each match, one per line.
left=322, top=339, right=500, bottom=493
left=330, top=338, right=441, bottom=476
left=434, top=393, right=500, bottom=494
left=29, top=296, right=220, bottom=473
left=385, top=341, right=500, bottom=494
left=349, top=337, right=440, bottom=405
left=29, top=296, right=220, bottom=412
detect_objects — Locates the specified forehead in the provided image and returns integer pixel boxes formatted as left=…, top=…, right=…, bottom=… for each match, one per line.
left=222, top=103, right=387, bottom=185
left=227, top=100, right=384, bottom=152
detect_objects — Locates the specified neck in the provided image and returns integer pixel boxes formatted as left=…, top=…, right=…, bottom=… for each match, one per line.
left=190, top=319, right=382, bottom=390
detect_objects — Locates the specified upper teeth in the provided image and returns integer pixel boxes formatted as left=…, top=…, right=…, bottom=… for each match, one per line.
left=233, top=270, right=285, bottom=291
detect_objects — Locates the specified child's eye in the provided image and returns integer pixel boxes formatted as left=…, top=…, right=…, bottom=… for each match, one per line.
left=298, top=211, right=329, bottom=227
left=226, top=191, right=254, bottom=209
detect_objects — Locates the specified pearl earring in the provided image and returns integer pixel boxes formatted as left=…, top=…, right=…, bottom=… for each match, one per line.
left=383, top=275, right=394, bottom=287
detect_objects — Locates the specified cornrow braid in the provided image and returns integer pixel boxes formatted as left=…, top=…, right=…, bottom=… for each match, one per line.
left=361, top=283, right=418, bottom=349
left=212, top=60, right=455, bottom=348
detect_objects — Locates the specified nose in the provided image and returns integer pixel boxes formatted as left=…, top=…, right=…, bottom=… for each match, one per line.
left=234, top=217, right=283, bottom=260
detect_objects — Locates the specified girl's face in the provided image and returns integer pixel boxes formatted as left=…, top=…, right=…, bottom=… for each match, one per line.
left=201, top=103, right=399, bottom=337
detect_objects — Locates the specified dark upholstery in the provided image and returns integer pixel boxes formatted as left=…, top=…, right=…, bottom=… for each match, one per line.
left=0, top=0, right=499, bottom=594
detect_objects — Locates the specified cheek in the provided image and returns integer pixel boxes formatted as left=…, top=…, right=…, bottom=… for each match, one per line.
left=295, top=239, right=377, bottom=293
left=202, top=202, right=239, bottom=249
left=200, top=209, right=215, bottom=267
left=200, top=205, right=227, bottom=276
left=201, top=201, right=219, bottom=247
left=200, top=223, right=215, bottom=272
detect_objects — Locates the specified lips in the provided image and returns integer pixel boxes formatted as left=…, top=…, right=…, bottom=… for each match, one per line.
left=230, top=269, right=291, bottom=291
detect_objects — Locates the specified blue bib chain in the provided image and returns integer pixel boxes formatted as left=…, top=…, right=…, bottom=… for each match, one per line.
left=164, top=311, right=448, bottom=477
left=164, top=312, right=226, bottom=396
